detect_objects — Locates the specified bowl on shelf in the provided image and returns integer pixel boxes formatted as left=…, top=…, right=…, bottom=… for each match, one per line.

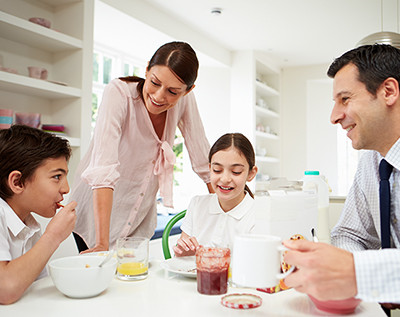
left=0, top=109, right=13, bottom=130
left=15, top=112, right=41, bottom=128
left=49, top=255, right=117, bottom=298
left=308, top=295, right=361, bottom=314
left=29, top=17, right=51, bottom=28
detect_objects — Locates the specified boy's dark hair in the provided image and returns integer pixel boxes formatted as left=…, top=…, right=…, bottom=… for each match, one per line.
left=0, top=125, right=71, bottom=200
left=327, top=44, right=400, bottom=96
left=209, top=133, right=256, bottom=198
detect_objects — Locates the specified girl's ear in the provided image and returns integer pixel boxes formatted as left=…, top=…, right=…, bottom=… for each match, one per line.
left=247, top=166, right=258, bottom=182
left=8, top=171, right=24, bottom=194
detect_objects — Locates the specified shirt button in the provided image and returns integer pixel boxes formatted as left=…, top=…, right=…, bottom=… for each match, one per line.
left=128, top=222, right=131, bottom=226
left=152, top=160, right=155, bottom=164
left=140, top=193, right=144, bottom=197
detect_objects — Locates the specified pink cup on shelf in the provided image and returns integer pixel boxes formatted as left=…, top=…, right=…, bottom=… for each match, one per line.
left=28, top=66, right=48, bottom=80
left=15, top=112, right=41, bottom=128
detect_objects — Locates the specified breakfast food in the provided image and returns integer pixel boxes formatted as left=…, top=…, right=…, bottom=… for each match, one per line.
left=281, top=234, right=306, bottom=273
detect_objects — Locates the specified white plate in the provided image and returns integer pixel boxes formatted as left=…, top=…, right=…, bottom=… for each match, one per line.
left=161, top=256, right=197, bottom=278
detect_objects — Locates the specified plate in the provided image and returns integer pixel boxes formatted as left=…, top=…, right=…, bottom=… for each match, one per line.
left=160, top=256, right=197, bottom=278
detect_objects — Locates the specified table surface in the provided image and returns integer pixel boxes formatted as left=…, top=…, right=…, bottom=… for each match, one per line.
left=0, top=239, right=386, bottom=317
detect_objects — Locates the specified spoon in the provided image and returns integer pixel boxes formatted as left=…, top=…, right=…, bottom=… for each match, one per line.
left=98, top=250, right=115, bottom=267
left=311, top=228, right=319, bottom=242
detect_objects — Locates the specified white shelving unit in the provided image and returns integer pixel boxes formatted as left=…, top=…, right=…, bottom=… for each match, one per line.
left=230, top=50, right=281, bottom=191
left=0, top=0, right=94, bottom=183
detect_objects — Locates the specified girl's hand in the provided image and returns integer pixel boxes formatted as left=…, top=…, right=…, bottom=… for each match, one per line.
left=173, top=235, right=199, bottom=257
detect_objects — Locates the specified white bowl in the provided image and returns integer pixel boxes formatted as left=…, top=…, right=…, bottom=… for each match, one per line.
left=49, top=255, right=117, bottom=298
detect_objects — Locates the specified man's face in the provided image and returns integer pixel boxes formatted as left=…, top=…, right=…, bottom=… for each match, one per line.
left=330, top=63, right=387, bottom=152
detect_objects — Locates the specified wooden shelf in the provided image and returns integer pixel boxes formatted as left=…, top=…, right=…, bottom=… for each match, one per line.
left=255, top=130, right=279, bottom=140
left=0, top=11, right=82, bottom=52
left=0, top=71, right=81, bottom=99
left=254, top=105, right=279, bottom=118
left=256, top=155, right=280, bottom=163
left=255, top=80, right=279, bottom=97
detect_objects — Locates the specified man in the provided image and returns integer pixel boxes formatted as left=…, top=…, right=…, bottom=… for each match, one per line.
left=283, top=44, right=400, bottom=310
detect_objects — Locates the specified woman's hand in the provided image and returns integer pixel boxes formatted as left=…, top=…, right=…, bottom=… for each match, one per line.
left=173, top=233, right=199, bottom=257
left=80, top=243, right=109, bottom=254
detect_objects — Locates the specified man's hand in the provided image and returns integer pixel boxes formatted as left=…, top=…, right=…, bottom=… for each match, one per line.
left=282, top=239, right=357, bottom=301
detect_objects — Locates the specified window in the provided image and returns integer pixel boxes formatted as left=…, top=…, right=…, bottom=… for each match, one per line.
left=336, top=126, right=362, bottom=195
left=91, top=44, right=146, bottom=134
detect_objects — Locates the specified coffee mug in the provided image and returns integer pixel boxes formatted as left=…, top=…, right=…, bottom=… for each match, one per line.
left=231, top=234, right=294, bottom=288
left=28, top=66, right=48, bottom=80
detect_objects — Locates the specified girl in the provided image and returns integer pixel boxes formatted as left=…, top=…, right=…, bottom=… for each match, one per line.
left=174, top=133, right=258, bottom=256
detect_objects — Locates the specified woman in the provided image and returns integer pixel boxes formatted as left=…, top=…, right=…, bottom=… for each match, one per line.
left=70, top=42, right=212, bottom=253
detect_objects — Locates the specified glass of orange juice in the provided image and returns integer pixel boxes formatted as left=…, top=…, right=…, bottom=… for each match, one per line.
left=116, top=237, right=149, bottom=281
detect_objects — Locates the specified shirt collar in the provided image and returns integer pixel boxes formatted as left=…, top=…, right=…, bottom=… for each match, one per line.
left=384, top=137, right=400, bottom=171
left=0, top=197, right=40, bottom=237
left=210, top=193, right=254, bottom=220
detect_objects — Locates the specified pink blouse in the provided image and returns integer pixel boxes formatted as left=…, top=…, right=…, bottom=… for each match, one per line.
left=70, top=79, right=210, bottom=249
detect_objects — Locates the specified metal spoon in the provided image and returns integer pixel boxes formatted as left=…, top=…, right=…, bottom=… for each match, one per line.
left=311, top=228, right=319, bottom=242
left=98, top=250, right=115, bottom=267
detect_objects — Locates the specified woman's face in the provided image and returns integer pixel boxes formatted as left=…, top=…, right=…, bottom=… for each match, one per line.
left=143, top=65, right=191, bottom=115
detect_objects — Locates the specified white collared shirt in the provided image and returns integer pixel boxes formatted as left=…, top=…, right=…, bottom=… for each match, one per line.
left=0, top=197, right=47, bottom=279
left=331, top=138, right=400, bottom=303
left=180, top=193, right=255, bottom=249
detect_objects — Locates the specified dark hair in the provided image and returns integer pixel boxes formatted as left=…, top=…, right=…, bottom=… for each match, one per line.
left=209, top=133, right=256, bottom=199
left=0, top=125, right=71, bottom=200
left=327, top=44, right=400, bottom=95
left=120, top=41, right=199, bottom=101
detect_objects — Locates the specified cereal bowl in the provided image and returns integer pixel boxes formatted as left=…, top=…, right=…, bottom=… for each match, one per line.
left=49, top=255, right=117, bottom=298
left=308, top=295, right=361, bottom=314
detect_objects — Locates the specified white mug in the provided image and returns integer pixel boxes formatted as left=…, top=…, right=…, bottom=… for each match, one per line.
left=231, top=234, right=294, bottom=288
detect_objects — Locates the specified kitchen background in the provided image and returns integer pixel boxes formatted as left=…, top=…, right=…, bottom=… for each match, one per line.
left=0, top=0, right=398, bottom=212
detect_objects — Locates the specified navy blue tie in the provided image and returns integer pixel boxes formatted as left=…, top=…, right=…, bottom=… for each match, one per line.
left=379, top=159, right=393, bottom=249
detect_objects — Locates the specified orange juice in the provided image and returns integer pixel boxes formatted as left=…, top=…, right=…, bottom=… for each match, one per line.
left=117, top=262, right=148, bottom=276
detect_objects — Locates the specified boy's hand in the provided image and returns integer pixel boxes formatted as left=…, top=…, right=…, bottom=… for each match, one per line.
left=173, top=236, right=199, bottom=257
left=44, top=201, right=77, bottom=245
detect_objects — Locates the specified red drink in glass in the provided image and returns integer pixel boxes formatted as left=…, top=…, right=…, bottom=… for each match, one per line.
left=196, top=247, right=230, bottom=295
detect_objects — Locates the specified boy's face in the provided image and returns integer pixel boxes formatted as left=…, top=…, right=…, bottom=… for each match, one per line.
left=19, top=157, right=69, bottom=219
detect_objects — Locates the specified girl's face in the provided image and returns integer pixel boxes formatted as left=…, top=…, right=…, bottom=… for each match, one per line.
left=210, top=146, right=257, bottom=212
left=13, top=157, right=70, bottom=221
left=143, top=65, right=192, bottom=116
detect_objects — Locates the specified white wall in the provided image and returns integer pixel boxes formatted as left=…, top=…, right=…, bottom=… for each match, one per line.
left=306, top=79, right=338, bottom=193
left=281, top=64, right=332, bottom=181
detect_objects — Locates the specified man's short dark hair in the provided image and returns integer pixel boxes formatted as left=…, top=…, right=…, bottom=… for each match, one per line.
left=327, top=44, right=400, bottom=96
left=0, top=125, right=71, bottom=200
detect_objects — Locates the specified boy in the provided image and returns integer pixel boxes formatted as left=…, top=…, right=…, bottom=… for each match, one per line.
left=0, top=125, right=76, bottom=304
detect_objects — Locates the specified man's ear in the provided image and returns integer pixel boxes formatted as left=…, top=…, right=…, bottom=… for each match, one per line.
left=382, top=77, right=399, bottom=107
left=8, top=171, right=24, bottom=194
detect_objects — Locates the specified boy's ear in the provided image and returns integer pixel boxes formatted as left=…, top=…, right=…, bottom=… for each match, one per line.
left=247, top=166, right=258, bottom=182
left=8, top=171, right=24, bottom=194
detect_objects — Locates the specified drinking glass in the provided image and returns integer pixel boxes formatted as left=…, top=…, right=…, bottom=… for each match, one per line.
left=116, top=237, right=149, bottom=281
left=196, top=247, right=230, bottom=295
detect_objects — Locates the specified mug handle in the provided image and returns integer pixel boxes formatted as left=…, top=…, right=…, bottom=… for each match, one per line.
left=276, top=245, right=295, bottom=279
